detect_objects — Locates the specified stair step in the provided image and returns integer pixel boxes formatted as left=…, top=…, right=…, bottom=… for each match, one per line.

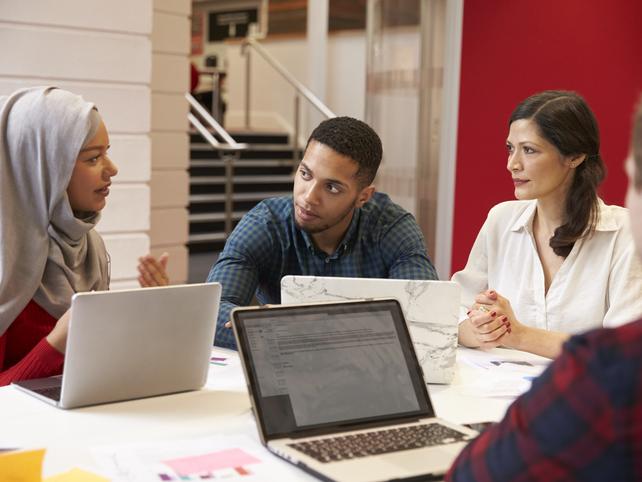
left=191, top=143, right=296, bottom=152
left=190, top=131, right=289, bottom=145
left=189, top=232, right=228, bottom=243
left=190, top=191, right=291, bottom=203
left=189, top=129, right=294, bottom=254
left=191, top=148, right=297, bottom=160
left=190, top=211, right=247, bottom=222
left=190, top=159, right=294, bottom=168
left=190, top=174, right=293, bottom=185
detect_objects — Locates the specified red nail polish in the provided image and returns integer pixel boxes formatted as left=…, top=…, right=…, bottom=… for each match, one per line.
left=507, top=327, right=512, bottom=333
left=490, top=311, right=496, bottom=317
left=501, top=316, right=508, bottom=322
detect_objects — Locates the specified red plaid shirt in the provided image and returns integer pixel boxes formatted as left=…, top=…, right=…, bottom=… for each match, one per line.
left=447, top=319, right=642, bottom=481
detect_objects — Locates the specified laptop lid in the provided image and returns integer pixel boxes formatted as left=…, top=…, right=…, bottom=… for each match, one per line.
left=18, top=282, right=221, bottom=409
left=232, top=299, right=436, bottom=444
left=280, top=276, right=460, bottom=384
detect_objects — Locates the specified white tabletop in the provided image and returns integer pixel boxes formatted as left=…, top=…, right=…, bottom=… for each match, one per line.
left=0, top=346, right=550, bottom=479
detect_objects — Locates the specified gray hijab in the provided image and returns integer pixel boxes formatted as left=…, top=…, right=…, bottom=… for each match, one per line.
left=0, top=86, right=109, bottom=335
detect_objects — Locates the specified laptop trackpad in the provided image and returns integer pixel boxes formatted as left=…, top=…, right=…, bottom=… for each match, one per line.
left=383, top=446, right=459, bottom=472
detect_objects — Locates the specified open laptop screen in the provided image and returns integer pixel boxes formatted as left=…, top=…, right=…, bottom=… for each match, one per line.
left=233, top=299, right=435, bottom=440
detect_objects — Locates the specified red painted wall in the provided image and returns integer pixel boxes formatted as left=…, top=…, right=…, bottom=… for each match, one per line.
left=451, top=0, right=642, bottom=273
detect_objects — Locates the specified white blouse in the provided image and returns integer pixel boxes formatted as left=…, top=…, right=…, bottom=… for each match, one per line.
left=452, top=200, right=642, bottom=334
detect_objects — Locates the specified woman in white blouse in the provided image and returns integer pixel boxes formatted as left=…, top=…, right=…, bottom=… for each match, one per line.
left=453, top=90, right=642, bottom=359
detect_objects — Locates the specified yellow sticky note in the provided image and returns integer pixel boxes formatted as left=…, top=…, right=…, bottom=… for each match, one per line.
left=44, top=468, right=109, bottom=482
left=0, top=448, right=45, bottom=482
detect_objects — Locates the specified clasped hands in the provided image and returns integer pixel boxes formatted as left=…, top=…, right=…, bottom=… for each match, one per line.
left=467, top=289, right=523, bottom=349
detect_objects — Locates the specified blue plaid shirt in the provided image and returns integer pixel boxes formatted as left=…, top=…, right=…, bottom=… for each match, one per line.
left=207, top=192, right=438, bottom=348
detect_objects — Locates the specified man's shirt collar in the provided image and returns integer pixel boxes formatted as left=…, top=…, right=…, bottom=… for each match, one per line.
left=298, top=206, right=361, bottom=258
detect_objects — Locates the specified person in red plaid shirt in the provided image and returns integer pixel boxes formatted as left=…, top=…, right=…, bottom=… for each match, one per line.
left=447, top=98, right=642, bottom=481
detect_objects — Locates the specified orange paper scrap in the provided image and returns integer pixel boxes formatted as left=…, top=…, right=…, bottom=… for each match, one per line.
left=0, top=448, right=45, bottom=482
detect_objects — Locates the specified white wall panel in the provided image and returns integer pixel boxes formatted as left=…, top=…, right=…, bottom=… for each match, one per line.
left=224, top=32, right=367, bottom=134
left=149, top=0, right=190, bottom=285
left=0, top=80, right=150, bottom=134
left=150, top=170, right=189, bottom=208
left=152, top=11, right=190, bottom=55
left=103, top=233, right=150, bottom=279
left=0, top=0, right=152, bottom=34
left=98, top=185, right=150, bottom=233
left=155, top=0, right=191, bottom=16
left=0, top=2, right=154, bottom=285
left=0, top=24, right=150, bottom=83
left=151, top=132, right=189, bottom=170
left=152, top=53, right=189, bottom=93
left=109, top=135, right=151, bottom=182
left=151, top=208, right=189, bottom=246
left=151, top=92, right=190, bottom=131
left=327, top=33, right=366, bottom=120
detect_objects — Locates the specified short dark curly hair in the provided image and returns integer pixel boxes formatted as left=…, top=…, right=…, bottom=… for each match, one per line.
left=306, top=116, right=383, bottom=186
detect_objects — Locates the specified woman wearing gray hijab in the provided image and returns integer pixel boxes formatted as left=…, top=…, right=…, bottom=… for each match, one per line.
left=0, top=86, right=117, bottom=386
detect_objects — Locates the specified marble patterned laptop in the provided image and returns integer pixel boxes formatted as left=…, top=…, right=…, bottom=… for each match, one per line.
left=280, top=276, right=460, bottom=384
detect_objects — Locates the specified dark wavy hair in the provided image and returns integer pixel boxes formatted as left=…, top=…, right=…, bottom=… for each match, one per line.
left=306, top=116, right=383, bottom=186
left=510, top=90, right=606, bottom=257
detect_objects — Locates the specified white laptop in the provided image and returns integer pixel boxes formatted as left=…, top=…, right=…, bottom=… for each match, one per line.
left=232, top=299, right=476, bottom=482
left=12, top=283, right=221, bottom=409
left=281, top=276, right=460, bottom=384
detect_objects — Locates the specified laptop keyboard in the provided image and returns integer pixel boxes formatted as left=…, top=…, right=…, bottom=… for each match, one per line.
left=287, top=423, right=468, bottom=463
left=33, top=385, right=62, bottom=402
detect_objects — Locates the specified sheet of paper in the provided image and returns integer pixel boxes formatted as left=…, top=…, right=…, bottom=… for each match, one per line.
left=205, top=348, right=244, bottom=391
left=458, top=347, right=550, bottom=371
left=456, top=347, right=550, bottom=398
left=0, top=448, right=45, bottom=482
left=44, top=468, right=109, bottom=482
left=93, top=434, right=300, bottom=482
left=457, top=373, right=533, bottom=398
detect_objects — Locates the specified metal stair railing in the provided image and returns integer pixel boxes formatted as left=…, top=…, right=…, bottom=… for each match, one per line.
left=186, top=92, right=247, bottom=237
left=241, top=37, right=337, bottom=166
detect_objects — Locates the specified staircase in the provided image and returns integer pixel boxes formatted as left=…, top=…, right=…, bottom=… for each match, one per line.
left=188, top=131, right=297, bottom=254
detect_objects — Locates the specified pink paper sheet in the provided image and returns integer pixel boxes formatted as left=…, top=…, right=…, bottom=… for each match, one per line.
left=164, top=448, right=260, bottom=476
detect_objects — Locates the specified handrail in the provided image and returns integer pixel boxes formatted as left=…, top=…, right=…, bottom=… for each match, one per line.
left=243, top=37, right=337, bottom=119
left=188, top=113, right=222, bottom=149
left=186, top=93, right=247, bottom=151
left=186, top=93, right=247, bottom=238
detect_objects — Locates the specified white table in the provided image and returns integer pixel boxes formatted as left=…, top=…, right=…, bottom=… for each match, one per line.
left=0, top=347, right=550, bottom=479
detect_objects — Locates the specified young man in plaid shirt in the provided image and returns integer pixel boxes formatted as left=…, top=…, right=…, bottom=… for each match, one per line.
left=447, top=99, right=642, bottom=481
left=207, top=117, right=437, bottom=349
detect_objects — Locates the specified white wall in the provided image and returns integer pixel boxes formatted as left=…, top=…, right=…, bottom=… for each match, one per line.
left=222, top=31, right=366, bottom=139
left=150, top=0, right=191, bottom=284
left=366, top=29, right=422, bottom=215
left=0, top=0, right=153, bottom=290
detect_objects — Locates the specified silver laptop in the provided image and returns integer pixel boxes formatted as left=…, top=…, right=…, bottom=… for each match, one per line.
left=12, top=283, right=221, bottom=409
left=232, top=299, right=476, bottom=482
left=281, top=276, right=459, bottom=384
